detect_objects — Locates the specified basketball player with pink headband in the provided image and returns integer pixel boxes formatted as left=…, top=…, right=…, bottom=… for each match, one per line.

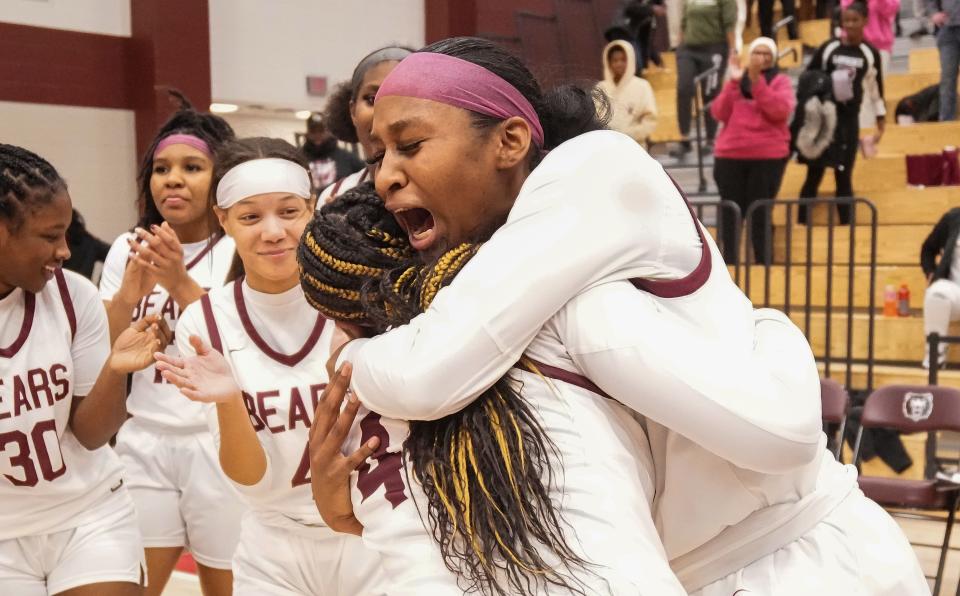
left=100, top=101, right=245, bottom=596
left=320, top=38, right=926, bottom=595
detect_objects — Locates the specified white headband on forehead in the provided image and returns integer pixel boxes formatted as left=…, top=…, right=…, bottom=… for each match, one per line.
left=748, top=36, right=778, bottom=57
left=216, top=158, right=312, bottom=209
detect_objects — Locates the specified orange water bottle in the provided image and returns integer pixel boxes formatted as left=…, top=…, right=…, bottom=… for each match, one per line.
left=883, top=285, right=897, bottom=317
left=897, top=284, right=910, bottom=317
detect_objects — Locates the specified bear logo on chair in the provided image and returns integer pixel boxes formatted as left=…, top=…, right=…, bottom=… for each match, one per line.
left=902, top=392, right=934, bottom=422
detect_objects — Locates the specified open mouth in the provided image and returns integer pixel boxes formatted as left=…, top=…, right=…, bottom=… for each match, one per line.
left=393, top=207, right=437, bottom=252
left=43, top=264, right=59, bottom=280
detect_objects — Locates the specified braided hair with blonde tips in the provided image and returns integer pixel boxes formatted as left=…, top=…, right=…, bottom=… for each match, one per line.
left=298, top=183, right=594, bottom=596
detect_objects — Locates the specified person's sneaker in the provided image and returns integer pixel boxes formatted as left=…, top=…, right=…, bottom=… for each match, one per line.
left=922, top=349, right=949, bottom=370
left=703, top=140, right=715, bottom=155
left=909, top=25, right=930, bottom=39
left=669, top=141, right=692, bottom=158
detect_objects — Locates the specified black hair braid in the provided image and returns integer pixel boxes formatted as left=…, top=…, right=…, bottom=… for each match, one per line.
left=136, top=89, right=236, bottom=230
left=298, top=182, right=413, bottom=327
left=0, top=144, right=67, bottom=229
left=298, top=184, right=594, bottom=595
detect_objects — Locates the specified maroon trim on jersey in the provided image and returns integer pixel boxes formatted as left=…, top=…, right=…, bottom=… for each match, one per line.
left=0, top=292, right=35, bottom=358
left=200, top=294, right=224, bottom=354
left=54, top=268, right=77, bottom=339
left=185, top=234, right=224, bottom=271
left=328, top=168, right=369, bottom=201
left=523, top=358, right=611, bottom=400
left=233, top=278, right=326, bottom=367
left=629, top=175, right=712, bottom=299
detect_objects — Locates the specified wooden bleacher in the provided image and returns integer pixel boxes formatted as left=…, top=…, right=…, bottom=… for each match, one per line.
left=737, top=264, right=927, bottom=309
left=779, top=155, right=906, bottom=195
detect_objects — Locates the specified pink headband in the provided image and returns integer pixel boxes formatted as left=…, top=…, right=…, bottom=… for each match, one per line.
left=376, top=52, right=545, bottom=148
left=154, top=133, right=211, bottom=158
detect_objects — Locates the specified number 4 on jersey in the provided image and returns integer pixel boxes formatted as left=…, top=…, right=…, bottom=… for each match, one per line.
left=291, top=412, right=407, bottom=509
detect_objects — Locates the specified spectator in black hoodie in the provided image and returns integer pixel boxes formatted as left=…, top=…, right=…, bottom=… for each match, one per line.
left=921, top=207, right=960, bottom=368
left=301, top=113, right=364, bottom=193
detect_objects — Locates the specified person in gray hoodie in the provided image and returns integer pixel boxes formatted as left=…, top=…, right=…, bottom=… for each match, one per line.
left=927, top=0, right=960, bottom=120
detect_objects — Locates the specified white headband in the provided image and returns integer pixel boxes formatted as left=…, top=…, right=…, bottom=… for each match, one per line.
left=216, top=158, right=312, bottom=209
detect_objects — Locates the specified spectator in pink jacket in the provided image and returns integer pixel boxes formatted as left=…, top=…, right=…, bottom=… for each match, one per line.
left=711, top=37, right=795, bottom=264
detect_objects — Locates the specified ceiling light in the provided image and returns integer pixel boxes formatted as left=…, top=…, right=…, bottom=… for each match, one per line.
left=209, top=103, right=239, bottom=113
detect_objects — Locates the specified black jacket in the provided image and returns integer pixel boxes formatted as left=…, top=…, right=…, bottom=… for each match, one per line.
left=921, top=207, right=960, bottom=282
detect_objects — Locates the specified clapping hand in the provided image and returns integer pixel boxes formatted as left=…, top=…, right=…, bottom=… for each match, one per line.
left=154, top=335, right=241, bottom=403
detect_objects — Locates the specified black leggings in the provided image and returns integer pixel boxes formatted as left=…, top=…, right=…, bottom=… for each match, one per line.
left=758, top=0, right=799, bottom=38
left=713, top=157, right=788, bottom=264
left=676, top=43, right=728, bottom=140
left=799, top=164, right=854, bottom=224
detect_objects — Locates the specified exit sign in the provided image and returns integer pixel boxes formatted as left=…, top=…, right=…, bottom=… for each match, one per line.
left=306, top=76, right=327, bottom=96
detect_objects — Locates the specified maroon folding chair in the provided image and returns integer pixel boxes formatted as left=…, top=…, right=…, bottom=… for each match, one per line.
left=852, top=384, right=960, bottom=595
left=820, top=378, right=849, bottom=460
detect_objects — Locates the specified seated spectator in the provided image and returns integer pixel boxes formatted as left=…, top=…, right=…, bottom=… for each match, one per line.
left=921, top=207, right=960, bottom=368
left=799, top=1, right=885, bottom=225
left=64, top=208, right=110, bottom=281
left=597, top=41, right=659, bottom=145
left=711, top=37, right=794, bottom=264
left=301, top=112, right=364, bottom=193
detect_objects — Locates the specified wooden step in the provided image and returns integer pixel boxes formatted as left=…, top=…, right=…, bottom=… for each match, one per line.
left=779, top=156, right=906, bottom=197
left=770, top=223, right=927, bottom=265
left=862, top=122, right=960, bottom=156
left=819, top=362, right=960, bottom=390
left=909, top=47, right=940, bottom=74
left=772, top=186, right=955, bottom=226
left=886, top=72, right=941, bottom=102
left=793, top=310, right=957, bottom=362
left=799, top=19, right=831, bottom=48
left=644, top=69, right=676, bottom=92
left=735, top=264, right=927, bottom=309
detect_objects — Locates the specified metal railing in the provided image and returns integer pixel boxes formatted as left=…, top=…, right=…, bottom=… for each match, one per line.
left=741, top=197, right=879, bottom=392
left=926, top=333, right=960, bottom=479
left=691, top=199, right=743, bottom=283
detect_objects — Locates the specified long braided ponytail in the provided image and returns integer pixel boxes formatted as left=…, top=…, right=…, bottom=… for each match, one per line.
left=298, top=183, right=591, bottom=595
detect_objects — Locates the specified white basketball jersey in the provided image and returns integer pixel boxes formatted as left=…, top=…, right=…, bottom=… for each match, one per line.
left=0, top=269, right=124, bottom=540
left=100, top=233, right=235, bottom=430
left=343, top=365, right=683, bottom=595
left=177, top=280, right=338, bottom=537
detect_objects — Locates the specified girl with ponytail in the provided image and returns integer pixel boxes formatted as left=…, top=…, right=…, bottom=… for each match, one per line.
left=98, top=92, right=244, bottom=596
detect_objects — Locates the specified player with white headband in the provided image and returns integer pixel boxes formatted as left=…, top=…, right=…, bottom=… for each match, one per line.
left=329, top=38, right=926, bottom=595
left=98, top=97, right=244, bottom=595
left=156, top=137, right=385, bottom=595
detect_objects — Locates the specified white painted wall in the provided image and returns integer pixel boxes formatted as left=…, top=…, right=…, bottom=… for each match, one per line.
left=221, top=112, right=305, bottom=145
left=0, top=0, right=130, bottom=36
left=0, top=101, right=138, bottom=242
left=209, top=0, right=425, bottom=112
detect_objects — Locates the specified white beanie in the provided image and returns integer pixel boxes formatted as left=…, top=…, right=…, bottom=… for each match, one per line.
left=748, top=36, right=778, bottom=57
